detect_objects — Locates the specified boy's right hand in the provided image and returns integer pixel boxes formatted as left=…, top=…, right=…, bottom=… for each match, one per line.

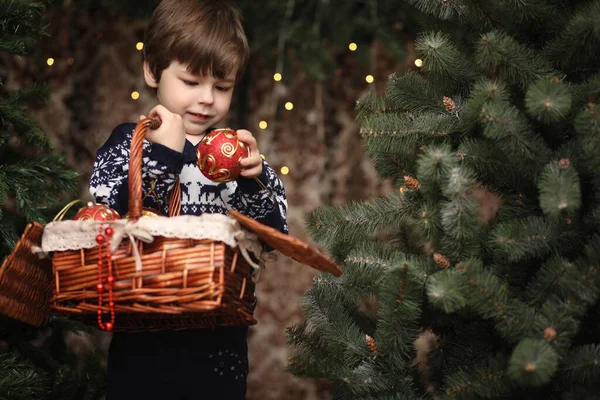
left=140, top=105, right=186, bottom=153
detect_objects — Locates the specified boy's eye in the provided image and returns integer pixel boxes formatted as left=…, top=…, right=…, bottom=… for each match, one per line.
left=216, top=86, right=232, bottom=92
left=182, top=80, right=197, bottom=86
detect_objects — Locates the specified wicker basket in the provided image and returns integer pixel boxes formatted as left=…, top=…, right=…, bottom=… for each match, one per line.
left=0, top=119, right=343, bottom=332
left=0, top=222, right=52, bottom=326
left=49, top=119, right=262, bottom=331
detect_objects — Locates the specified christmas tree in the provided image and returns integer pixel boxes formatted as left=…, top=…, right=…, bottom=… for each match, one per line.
left=1, top=1, right=105, bottom=399
left=287, top=0, right=600, bottom=398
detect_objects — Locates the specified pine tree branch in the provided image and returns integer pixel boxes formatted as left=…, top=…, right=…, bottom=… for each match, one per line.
left=439, top=167, right=482, bottom=258
left=545, top=1, right=600, bottom=75
left=386, top=72, right=446, bottom=115
left=374, top=261, right=422, bottom=368
left=480, top=102, right=550, bottom=163
left=427, top=269, right=470, bottom=314
left=415, top=31, right=480, bottom=93
left=498, top=0, right=556, bottom=23
left=577, top=103, right=600, bottom=175
left=360, top=112, right=456, bottom=141
left=508, top=338, right=559, bottom=387
left=0, top=352, right=48, bottom=400
left=443, top=355, right=511, bottom=398
left=559, top=344, right=600, bottom=386
left=0, top=87, right=52, bottom=149
left=538, top=160, right=581, bottom=218
left=356, top=92, right=405, bottom=121
left=0, top=0, right=48, bottom=53
left=456, top=259, right=534, bottom=342
left=404, top=0, right=493, bottom=27
left=301, top=288, right=371, bottom=369
left=524, top=255, right=577, bottom=307
left=525, top=78, right=573, bottom=124
left=491, top=216, right=581, bottom=263
left=477, top=30, right=555, bottom=89
left=306, top=192, right=421, bottom=251
left=458, top=138, right=532, bottom=190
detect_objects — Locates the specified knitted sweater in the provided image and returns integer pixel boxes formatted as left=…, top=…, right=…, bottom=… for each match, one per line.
left=90, top=122, right=288, bottom=400
left=90, top=122, right=288, bottom=231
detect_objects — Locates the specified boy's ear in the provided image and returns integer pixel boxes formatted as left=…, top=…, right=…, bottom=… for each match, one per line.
left=143, top=61, right=159, bottom=88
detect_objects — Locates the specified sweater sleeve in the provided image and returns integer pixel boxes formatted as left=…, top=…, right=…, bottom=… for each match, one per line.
left=230, top=160, right=288, bottom=234
left=89, top=123, right=185, bottom=216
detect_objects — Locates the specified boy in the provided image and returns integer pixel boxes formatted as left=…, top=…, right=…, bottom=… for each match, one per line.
left=89, top=0, right=288, bottom=398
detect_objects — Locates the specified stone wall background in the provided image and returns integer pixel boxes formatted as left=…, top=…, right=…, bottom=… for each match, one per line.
left=1, top=3, right=414, bottom=398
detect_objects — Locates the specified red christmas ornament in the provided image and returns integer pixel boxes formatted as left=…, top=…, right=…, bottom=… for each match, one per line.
left=196, top=128, right=249, bottom=182
left=74, top=202, right=120, bottom=221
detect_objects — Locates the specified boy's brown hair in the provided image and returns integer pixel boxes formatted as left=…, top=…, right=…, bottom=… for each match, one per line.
left=143, top=0, right=249, bottom=83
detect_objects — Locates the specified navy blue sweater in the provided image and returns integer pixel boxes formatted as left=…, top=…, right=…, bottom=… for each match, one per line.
left=90, top=123, right=288, bottom=400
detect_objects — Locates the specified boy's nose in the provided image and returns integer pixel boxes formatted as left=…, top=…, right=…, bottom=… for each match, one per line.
left=197, top=87, right=213, bottom=105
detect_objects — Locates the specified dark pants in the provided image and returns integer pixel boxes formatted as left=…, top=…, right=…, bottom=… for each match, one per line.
left=106, top=327, right=249, bottom=400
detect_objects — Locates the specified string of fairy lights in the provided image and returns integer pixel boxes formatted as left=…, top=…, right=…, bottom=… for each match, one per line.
left=45, top=39, right=424, bottom=178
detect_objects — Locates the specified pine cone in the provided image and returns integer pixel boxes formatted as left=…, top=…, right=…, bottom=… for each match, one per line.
left=443, top=96, right=456, bottom=113
left=404, top=175, right=421, bottom=190
left=525, top=362, right=536, bottom=372
left=434, top=253, right=450, bottom=269
left=366, top=334, right=377, bottom=354
left=558, top=158, right=570, bottom=169
left=544, top=327, right=557, bottom=342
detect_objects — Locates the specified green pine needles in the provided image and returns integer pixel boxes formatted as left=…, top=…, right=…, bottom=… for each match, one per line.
left=0, top=0, right=77, bottom=259
left=288, top=0, right=600, bottom=399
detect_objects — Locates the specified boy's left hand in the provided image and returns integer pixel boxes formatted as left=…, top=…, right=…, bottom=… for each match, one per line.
left=236, top=129, right=263, bottom=179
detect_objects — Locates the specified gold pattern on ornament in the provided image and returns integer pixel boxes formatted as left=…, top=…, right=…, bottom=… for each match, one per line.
left=78, top=207, right=118, bottom=221
left=202, top=128, right=237, bottom=144
left=221, top=141, right=239, bottom=158
left=198, top=154, right=232, bottom=182
left=202, top=129, right=248, bottom=159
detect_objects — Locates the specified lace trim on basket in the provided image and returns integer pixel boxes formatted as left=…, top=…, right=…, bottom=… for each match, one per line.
left=38, top=214, right=268, bottom=280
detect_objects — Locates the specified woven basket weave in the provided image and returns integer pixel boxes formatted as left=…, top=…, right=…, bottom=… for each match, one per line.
left=0, top=222, right=52, bottom=326
left=50, top=118, right=258, bottom=331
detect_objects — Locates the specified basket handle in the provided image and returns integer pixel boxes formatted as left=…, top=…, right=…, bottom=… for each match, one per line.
left=128, top=117, right=181, bottom=219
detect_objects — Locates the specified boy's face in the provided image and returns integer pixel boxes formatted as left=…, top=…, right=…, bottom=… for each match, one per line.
left=144, top=60, right=236, bottom=140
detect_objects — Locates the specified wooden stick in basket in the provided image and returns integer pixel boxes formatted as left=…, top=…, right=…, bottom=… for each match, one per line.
left=129, top=117, right=181, bottom=219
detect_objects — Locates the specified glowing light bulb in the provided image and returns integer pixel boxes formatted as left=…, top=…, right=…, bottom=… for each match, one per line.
left=285, top=102, right=294, bottom=111
left=259, top=121, right=268, bottom=129
left=47, top=58, right=55, bottom=66
left=415, top=59, right=423, bottom=67
left=131, top=91, right=140, bottom=100
left=273, top=73, right=282, bottom=81
left=136, top=42, right=144, bottom=51
left=365, top=75, right=374, bottom=83
left=349, top=43, right=358, bottom=51
left=281, top=166, right=290, bottom=175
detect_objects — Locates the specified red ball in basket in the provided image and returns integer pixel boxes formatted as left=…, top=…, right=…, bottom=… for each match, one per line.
left=73, top=202, right=120, bottom=221
left=196, top=128, right=249, bottom=182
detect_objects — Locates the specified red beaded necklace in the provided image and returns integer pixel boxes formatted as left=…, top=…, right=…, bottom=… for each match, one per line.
left=95, top=226, right=115, bottom=331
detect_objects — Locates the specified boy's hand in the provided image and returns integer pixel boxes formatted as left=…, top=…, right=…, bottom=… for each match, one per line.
left=236, top=129, right=263, bottom=179
left=140, top=105, right=186, bottom=153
